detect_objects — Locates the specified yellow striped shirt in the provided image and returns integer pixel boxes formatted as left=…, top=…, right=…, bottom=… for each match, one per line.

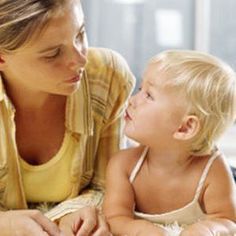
left=0, top=47, right=135, bottom=220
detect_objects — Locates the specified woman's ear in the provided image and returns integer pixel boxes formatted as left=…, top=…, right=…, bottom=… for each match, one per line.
left=0, top=56, right=6, bottom=71
left=173, top=115, right=200, bottom=140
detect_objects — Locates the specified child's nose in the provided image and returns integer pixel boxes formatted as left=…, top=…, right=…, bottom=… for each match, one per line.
left=129, top=92, right=140, bottom=107
left=129, top=95, right=135, bottom=107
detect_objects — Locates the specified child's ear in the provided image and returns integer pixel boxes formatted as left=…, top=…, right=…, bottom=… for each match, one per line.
left=173, top=115, right=200, bottom=140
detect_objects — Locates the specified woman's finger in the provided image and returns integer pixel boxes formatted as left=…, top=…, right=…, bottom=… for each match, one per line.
left=30, top=210, right=61, bottom=236
left=92, top=212, right=111, bottom=236
left=59, top=223, right=74, bottom=236
left=76, top=208, right=97, bottom=236
left=13, top=217, right=51, bottom=236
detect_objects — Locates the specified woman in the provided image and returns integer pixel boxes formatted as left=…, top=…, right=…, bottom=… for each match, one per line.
left=0, top=0, right=135, bottom=235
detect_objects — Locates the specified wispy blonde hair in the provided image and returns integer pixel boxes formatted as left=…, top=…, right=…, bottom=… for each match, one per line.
left=149, top=50, right=236, bottom=155
left=0, top=0, right=66, bottom=53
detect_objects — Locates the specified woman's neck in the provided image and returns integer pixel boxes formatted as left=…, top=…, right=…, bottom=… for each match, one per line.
left=3, top=77, right=66, bottom=112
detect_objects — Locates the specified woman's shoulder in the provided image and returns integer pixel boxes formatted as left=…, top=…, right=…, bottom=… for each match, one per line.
left=86, top=47, right=135, bottom=87
left=84, top=47, right=135, bottom=121
left=87, top=47, right=127, bottom=68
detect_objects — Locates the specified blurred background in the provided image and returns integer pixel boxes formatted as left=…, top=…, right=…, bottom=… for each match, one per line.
left=82, top=0, right=236, bottom=166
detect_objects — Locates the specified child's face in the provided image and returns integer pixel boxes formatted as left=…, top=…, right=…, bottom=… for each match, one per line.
left=124, top=63, right=188, bottom=147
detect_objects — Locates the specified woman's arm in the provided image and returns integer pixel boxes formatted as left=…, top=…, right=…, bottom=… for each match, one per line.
left=0, top=210, right=61, bottom=236
left=46, top=48, right=135, bottom=235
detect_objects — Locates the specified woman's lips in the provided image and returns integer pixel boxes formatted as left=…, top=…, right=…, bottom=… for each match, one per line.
left=66, top=68, right=84, bottom=83
left=125, top=110, right=132, bottom=120
left=66, top=75, right=81, bottom=83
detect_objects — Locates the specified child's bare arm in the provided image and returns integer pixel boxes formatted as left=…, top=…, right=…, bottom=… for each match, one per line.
left=103, top=148, right=168, bottom=236
left=180, top=218, right=236, bottom=236
left=181, top=156, right=236, bottom=236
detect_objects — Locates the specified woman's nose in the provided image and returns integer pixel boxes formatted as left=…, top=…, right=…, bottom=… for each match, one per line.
left=67, top=45, right=87, bottom=71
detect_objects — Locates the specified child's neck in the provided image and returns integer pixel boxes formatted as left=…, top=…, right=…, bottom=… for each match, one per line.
left=146, top=145, right=192, bottom=173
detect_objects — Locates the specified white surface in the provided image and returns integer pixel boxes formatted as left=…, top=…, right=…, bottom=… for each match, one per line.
left=155, top=9, right=183, bottom=47
left=113, top=0, right=145, bottom=4
left=218, top=125, right=236, bottom=167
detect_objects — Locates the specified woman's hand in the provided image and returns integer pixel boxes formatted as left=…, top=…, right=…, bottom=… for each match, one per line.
left=0, top=209, right=61, bottom=236
left=59, top=206, right=111, bottom=236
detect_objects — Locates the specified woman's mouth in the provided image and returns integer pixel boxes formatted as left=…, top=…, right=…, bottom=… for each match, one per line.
left=125, top=110, right=132, bottom=121
left=67, top=75, right=81, bottom=83
left=66, top=68, right=84, bottom=83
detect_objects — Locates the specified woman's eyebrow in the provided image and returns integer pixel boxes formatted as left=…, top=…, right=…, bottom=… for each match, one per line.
left=38, top=23, right=85, bottom=54
left=79, top=22, right=85, bottom=30
left=38, top=44, right=62, bottom=54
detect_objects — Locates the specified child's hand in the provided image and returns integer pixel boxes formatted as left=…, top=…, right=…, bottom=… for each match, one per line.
left=137, top=224, right=169, bottom=236
left=58, top=207, right=111, bottom=236
left=180, top=222, right=213, bottom=236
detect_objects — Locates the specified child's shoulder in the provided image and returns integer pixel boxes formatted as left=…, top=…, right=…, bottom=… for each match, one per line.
left=108, top=145, right=145, bottom=175
left=206, top=152, right=234, bottom=182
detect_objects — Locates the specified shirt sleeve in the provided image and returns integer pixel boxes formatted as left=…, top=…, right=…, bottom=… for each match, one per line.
left=90, top=62, right=135, bottom=191
left=44, top=190, right=103, bottom=221
left=44, top=49, right=135, bottom=221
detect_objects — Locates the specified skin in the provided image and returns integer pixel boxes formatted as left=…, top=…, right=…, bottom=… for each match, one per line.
left=1, top=0, right=88, bottom=166
left=103, top=63, right=236, bottom=236
left=0, top=210, right=61, bottom=236
left=0, top=0, right=110, bottom=235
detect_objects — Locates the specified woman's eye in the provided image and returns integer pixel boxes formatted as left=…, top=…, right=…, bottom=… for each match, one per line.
left=44, top=49, right=61, bottom=60
left=77, top=30, right=85, bottom=41
left=146, top=92, right=153, bottom=100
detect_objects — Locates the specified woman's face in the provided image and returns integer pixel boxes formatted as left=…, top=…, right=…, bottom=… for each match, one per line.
left=1, top=0, right=88, bottom=96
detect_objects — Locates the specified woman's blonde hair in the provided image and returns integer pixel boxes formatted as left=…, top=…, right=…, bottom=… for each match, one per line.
left=150, top=50, right=236, bottom=155
left=0, top=0, right=66, bottom=53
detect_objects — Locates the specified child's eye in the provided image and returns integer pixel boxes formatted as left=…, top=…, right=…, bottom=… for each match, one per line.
left=138, top=87, right=153, bottom=100
left=44, top=48, right=61, bottom=60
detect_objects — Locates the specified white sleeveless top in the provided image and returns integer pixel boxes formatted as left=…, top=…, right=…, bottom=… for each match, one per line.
left=129, top=147, right=220, bottom=226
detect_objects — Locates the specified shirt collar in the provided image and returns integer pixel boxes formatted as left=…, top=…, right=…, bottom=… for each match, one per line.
left=1, top=73, right=94, bottom=135
left=65, top=70, right=94, bottom=135
left=0, top=73, right=16, bottom=112
left=0, top=74, right=5, bottom=102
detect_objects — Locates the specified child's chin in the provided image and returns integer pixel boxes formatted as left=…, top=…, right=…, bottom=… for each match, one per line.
left=124, top=131, right=139, bottom=143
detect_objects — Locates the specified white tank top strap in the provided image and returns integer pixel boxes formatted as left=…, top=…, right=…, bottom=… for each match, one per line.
left=129, top=147, right=149, bottom=183
left=194, top=150, right=220, bottom=201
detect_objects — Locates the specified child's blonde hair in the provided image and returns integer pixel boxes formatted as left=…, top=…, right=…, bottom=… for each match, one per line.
left=149, top=50, right=236, bottom=155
